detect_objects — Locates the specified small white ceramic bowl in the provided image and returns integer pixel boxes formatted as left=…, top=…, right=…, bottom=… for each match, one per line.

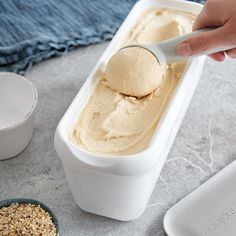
left=0, top=72, right=38, bottom=160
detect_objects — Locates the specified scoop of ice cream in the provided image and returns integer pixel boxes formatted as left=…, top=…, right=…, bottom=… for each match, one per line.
left=106, top=47, right=165, bottom=97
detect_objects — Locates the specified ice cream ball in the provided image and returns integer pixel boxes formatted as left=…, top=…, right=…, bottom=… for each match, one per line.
left=106, top=47, right=165, bottom=97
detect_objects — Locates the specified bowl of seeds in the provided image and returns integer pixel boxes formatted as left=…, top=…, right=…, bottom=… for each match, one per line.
left=0, top=198, right=58, bottom=236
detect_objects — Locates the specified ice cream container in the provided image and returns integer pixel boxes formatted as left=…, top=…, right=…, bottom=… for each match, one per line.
left=0, top=72, right=37, bottom=160
left=164, top=160, right=236, bottom=236
left=54, top=0, right=206, bottom=221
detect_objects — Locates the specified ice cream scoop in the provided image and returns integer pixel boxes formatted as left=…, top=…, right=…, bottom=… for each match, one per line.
left=121, top=28, right=233, bottom=64
left=106, top=28, right=233, bottom=97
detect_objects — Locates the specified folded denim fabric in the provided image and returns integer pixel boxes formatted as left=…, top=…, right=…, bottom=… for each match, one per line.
left=0, top=0, right=204, bottom=74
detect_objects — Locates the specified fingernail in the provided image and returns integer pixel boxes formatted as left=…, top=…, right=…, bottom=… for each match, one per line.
left=176, top=42, right=192, bottom=56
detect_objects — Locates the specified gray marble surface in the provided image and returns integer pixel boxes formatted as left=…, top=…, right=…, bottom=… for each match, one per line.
left=1, top=42, right=236, bottom=236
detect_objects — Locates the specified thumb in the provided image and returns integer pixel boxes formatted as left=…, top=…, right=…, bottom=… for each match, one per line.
left=176, top=27, right=227, bottom=56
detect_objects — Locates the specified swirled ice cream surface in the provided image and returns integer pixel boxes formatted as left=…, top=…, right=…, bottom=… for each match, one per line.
left=70, top=9, right=195, bottom=155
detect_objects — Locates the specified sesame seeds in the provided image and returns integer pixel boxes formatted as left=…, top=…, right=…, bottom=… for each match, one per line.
left=0, top=203, right=57, bottom=236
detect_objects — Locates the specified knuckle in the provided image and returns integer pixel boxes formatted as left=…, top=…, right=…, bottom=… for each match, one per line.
left=198, top=33, right=209, bottom=51
left=206, top=0, right=217, bottom=6
left=228, top=35, right=236, bottom=45
left=227, top=49, right=236, bottom=58
left=204, top=0, right=218, bottom=14
left=222, top=23, right=236, bottom=45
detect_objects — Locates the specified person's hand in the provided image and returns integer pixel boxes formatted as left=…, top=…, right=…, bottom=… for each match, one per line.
left=176, top=0, right=236, bottom=61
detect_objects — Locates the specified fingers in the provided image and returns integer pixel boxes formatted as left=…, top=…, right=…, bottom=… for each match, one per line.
left=208, top=52, right=226, bottom=61
left=176, top=27, right=227, bottom=56
left=226, top=48, right=236, bottom=58
left=185, top=0, right=236, bottom=61
left=192, top=11, right=211, bottom=31
left=193, top=0, right=228, bottom=31
left=208, top=48, right=236, bottom=61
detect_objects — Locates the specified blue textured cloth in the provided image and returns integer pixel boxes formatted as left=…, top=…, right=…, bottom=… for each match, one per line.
left=0, top=0, right=204, bottom=74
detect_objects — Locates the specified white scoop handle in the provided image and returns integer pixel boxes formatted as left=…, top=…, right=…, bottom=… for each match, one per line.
left=127, top=28, right=234, bottom=64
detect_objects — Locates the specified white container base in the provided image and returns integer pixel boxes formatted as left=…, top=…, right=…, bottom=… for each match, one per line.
left=64, top=163, right=159, bottom=221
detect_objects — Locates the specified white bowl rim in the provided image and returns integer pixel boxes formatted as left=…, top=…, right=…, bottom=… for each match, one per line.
left=0, top=72, right=38, bottom=131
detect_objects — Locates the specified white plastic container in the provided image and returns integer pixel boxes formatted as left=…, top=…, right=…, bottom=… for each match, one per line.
left=54, top=0, right=206, bottom=221
left=0, top=72, right=38, bottom=160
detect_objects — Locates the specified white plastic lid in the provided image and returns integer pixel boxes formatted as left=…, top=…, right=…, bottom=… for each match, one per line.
left=164, top=160, right=236, bottom=236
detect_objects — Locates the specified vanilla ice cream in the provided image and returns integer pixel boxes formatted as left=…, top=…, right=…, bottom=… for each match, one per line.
left=70, top=8, right=195, bottom=156
left=106, top=47, right=165, bottom=97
